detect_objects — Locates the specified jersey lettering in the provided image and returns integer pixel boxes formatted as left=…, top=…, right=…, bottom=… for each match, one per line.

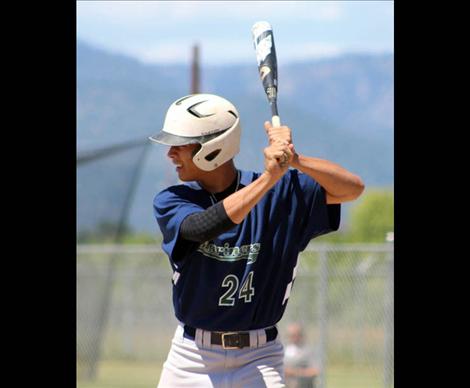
left=197, top=242, right=261, bottom=264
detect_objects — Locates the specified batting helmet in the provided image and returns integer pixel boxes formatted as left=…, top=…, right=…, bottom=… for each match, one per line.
left=149, top=94, right=241, bottom=171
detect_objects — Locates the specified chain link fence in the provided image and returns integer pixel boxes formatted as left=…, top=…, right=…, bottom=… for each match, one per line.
left=77, top=243, right=393, bottom=388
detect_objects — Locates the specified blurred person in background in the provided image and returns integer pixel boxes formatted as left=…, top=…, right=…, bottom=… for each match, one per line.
left=284, top=323, right=319, bottom=388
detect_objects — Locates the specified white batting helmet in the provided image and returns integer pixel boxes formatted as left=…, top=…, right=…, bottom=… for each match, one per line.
left=149, top=94, right=241, bottom=171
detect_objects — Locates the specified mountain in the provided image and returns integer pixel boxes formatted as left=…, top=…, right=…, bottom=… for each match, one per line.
left=77, top=40, right=394, bottom=234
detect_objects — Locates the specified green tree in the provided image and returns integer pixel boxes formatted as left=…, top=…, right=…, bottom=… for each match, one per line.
left=348, top=188, right=394, bottom=242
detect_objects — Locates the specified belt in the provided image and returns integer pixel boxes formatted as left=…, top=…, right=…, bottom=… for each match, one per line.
left=183, top=325, right=278, bottom=349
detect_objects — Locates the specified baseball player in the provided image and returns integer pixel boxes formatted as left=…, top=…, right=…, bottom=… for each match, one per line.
left=150, top=94, right=364, bottom=387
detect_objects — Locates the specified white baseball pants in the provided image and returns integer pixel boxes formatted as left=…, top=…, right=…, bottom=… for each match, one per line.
left=157, top=324, right=286, bottom=388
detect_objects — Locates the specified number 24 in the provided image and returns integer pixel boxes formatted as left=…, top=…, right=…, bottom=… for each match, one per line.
left=219, top=271, right=255, bottom=306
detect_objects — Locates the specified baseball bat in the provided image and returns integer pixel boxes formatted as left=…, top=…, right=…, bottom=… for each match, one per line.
left=251, top=21, right=281, bottom=127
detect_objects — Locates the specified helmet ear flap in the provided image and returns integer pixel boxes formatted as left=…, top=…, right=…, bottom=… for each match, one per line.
left=204, top=149, right=222, bottom=162
left=192, top=121, right=241, bottom=171
left=190, top=144, right=221, bottom=165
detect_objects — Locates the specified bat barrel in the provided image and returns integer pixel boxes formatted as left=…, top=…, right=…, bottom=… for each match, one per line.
left=252, top=21, right=281, bottom=127
left=252, top=21, right=273, bottom=41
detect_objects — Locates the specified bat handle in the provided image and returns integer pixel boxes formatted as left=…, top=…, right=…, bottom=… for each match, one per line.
left=272, top=115, right=281, bottom=127
left=270, top=101, right=280, bottom=127
left=271, top=114, right=286, bottom=166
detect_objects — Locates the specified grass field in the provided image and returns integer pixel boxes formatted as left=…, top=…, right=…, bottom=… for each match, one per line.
left=77, top=360, right=386, bottom=388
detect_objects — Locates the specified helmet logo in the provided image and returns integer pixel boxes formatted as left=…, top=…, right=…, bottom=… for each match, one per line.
left=175, top=95, right=194, bottom=105
left=187, top=100, right=215, bottom=118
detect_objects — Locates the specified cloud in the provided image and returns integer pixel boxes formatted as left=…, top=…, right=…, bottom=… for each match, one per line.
left=194, top=1, right=344, bottom=21
left=121, top=39, right=345, bottom=65
left=77, top=1, right=168, bottom=22
left=127, top=39, right=251, bottom=64
left=77, top=1, right=344, bottom=25
left=77, top=1, right=392, bottom=65
left=280, top=42, right=343, bottom=61
left=132, top=43, right=190, bottom=64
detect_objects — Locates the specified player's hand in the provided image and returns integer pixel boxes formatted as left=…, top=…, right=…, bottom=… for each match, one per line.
left=263, top=141, right=294, bottom=180
left=264, top=121, right=297, bottom=168
left=264, top=121, right=292, bottom=146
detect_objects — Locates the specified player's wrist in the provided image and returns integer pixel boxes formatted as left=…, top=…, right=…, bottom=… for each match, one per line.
left=290, top=152, right=301, bottom=169
left=261, top=169, right=283, bottom=185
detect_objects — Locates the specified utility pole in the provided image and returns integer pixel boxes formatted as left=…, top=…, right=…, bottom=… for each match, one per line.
left=191, top=43, right=200, bottom=94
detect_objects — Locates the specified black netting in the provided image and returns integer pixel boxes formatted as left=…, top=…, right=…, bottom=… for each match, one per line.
left=77, top=141, right=149, bottom=243
left=77, top=140, right=150, bottom=380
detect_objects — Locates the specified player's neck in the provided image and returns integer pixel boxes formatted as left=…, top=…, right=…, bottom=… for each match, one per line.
left=198, top=161, right=238, bottom=194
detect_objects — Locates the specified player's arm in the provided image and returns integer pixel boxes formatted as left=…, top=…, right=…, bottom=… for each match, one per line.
left=180, top=142, right=292, bottom=242
left=290, top=154, right=364, bottom=204
left=264, top=121, right=364, bottom=204
left=180, top=202, right=236, bottom=242
left=222, top=141, right=292, bottom=224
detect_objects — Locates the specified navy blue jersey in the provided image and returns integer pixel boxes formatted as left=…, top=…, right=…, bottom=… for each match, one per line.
left=153, top=169, right=340, bottom=331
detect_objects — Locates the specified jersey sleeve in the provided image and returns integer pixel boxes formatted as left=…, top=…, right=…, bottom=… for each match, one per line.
left=291, top=170, right=341, bottom=251
left=153, top=186, right=204, bottom=264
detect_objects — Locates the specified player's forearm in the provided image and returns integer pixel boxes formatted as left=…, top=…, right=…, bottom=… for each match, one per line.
left=223, top=172, right=278, bottom=224
left=291, top=153, right=364, bottom=201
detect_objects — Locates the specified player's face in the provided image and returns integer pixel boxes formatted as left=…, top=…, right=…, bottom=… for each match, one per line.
left=167, top=144, right=202, bottom=181
left=287, top=326, right=304, bottom=345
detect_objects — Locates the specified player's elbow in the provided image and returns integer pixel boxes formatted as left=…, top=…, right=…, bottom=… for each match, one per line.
left=342, top=176, right=365, bottom=202
left=352, top=177, right=365, bottom=199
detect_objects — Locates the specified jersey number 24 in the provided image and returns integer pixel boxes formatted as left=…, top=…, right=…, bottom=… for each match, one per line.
left=219, top=271, right=255, bottom=306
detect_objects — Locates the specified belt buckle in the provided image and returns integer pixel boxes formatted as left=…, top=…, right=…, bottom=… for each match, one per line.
left=221, top=332, right=242, bottom=349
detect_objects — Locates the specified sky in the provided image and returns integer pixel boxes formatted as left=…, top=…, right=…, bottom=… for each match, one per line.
left=77, top=1, right=394, bottom=65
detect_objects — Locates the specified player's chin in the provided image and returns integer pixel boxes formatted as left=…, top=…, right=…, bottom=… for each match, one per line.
left=176, top=168, right=194, bottom=182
